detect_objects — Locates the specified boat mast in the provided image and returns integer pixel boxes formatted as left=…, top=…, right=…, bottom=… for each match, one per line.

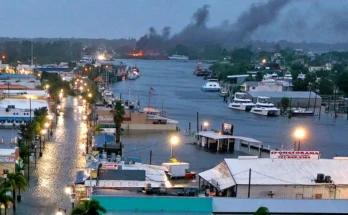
left=148, top=91, right=151, bottom=110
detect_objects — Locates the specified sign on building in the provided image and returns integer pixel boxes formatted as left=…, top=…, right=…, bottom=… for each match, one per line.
left=270, top=151, right=320, bottom=159
left=0, top=156, right=15, bottom=163
left=102, top=163, right=118, bottom=169
left=222, top=123, right=233, bottom=135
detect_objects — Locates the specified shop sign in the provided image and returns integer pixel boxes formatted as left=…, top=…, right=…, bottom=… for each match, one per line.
left=102, top=163, right=118, bottom=169
left=0, top=156, right=15, bottom=163
left=270, top=151, right=320, bottom=159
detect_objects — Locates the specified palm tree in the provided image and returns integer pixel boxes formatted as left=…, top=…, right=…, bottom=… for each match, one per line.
left=6, top=173, right=27, bottom=212
left=111, top=101, right=125, bottom=144
left=0, top=187, right=14, bottom=215
left=254, top=206, right=270, bottom=215
left=93, top=125, right=104, bottom=135
left=70, top=199, right=107, bottom=215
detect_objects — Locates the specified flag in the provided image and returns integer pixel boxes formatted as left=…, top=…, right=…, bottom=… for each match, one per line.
left=149, top=86, right=155, bottom=93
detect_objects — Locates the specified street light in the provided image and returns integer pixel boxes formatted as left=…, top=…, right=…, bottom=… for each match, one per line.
left=294, top=128, right=306, bottom=151
left=170, top=136, right=179, bottom=158
left=88, top=93, right=92, bottom=98
left=45, top=84, right=49, bottom=90
left=56, top=208, right=66, bottom=215
left=65, top=186, right=72, bottom=194
left=203, top=121, right=209, bottom=131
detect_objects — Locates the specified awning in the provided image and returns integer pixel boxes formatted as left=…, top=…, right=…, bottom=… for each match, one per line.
left=74, top=170, right=85, bottom=185
left=199, top=161, right=235, bottom=190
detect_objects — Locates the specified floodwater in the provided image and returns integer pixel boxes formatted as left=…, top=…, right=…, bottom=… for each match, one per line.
left=112, top=59, right=348, bottom=159
left=0, top=60, right=346, bottom=214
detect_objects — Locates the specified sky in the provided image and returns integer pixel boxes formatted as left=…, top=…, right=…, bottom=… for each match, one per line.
left=1, top=0, right=348, bottom=43
left=0, top=0, right=263, bottom=39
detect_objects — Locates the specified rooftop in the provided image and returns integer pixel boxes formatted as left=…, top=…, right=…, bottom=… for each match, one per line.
left=248, top=91, right=321, bottom=99
left=196, top=131, right=262, bottom=144
left=0, top=98, right=49, bottom=110
left=99, top=170, right=146, bottom=181
left=199, top=157, right=348, bottom=190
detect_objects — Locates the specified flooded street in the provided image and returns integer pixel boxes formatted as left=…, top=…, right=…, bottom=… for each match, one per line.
left=0, top=60, right=346, bottom=214
left=5, top=96, right=86, bottom=215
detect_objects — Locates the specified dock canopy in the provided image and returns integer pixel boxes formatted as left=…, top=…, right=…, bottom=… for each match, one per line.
left=196, top=131, right=261, bottom=144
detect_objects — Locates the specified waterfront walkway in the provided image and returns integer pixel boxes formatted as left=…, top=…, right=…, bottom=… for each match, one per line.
left=11, top=96, right=86, bottom=215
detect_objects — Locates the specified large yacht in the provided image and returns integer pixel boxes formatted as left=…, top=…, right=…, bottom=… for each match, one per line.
left=228, top=93, right=255, bottom=111
left=168, top=54, right=189, bottom=61
left=250, top=97, right=280, bottom=116
left=201, top=79, right=221, bottom=92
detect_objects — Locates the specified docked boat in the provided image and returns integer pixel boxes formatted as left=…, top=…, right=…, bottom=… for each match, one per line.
left=219, top=88, right=229, bottom=97
left=201, top=79, right=221, bottom=92
left=284, top=72, right=293, bottom=81
left=228, top=93, right=255, bottom=111
left=291, top=108, right=314, bottom=116
left=250, top=97, right=280, bottom=116
left=168, top=54, right=189, bottom=61
left=127, top=73, right=138, bottom=80
left=193, top=62, right=210, bottom=76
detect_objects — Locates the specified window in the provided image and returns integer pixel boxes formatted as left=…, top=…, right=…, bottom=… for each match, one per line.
left=315, top=194, right=322, bottom=199
left=252, top=87, right=255, bottom=89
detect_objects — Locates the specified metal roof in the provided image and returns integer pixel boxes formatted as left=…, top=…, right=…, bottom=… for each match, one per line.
left=94, top=133, right=115, bottom=147
left=248, top=91, right=321, bottom=99
left=242, top=81, right=259, bottom=87
left=99, top=170, right=146, bottom=181
left=217, top=158, right=348, bottom=186
left=227, top=74, right=249, bottom=78
left=196, top=131, right=262, bottom=144
left=212, top=198, right=348, bottom=214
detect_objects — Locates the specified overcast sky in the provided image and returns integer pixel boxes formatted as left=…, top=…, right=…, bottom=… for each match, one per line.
left=1, top=0, right=348, bottom=43
left=0, top=0, right=262, bottom=39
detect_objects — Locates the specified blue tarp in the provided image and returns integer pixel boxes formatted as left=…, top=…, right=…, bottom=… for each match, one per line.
left=94, top=133, right=115, bottom=148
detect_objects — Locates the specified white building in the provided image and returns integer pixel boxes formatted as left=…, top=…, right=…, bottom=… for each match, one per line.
left=199, top=156, right=348, bottom=199
left=241, top=81, right=284, bottom=92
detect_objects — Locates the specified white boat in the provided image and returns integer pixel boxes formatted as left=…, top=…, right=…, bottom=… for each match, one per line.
left=284, top=72, right=292, bottom=81
left=201, top=79, right=221, bottom=92
left=250, top=97, right=280, bottom=116
left=127, top=73, right=138, bottom=80
left=168, top=54, right=189, bottom=61
left=228, top=93, right=255, bottom=111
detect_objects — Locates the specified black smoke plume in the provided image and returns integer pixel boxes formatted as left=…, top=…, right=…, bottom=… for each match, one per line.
left=136, top=0, right=291, bottom=52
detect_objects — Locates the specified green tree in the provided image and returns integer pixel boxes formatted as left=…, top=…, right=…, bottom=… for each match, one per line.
left=6, top=173, right=27, bottom=212
left=255, top=71, right=264, bottom=81
left=70, top=199, right=107, bottom=215
left=292, top=79, right=307, bottom=91
left=318, top=78, right=334, bottom=94
left=337, top=71, right=348, bottom=96
left=230, top=48, right=253, bottom=63
left=254, top=206, right=270, bottom=215
left=0, top=186, right=14, bottom=215
left=111, top=101, right=125, bottom=144
left=280, top=97, right=290, bottom=113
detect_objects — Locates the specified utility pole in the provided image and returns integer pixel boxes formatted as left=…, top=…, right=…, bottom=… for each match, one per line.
left=247, top=168, right=251, bottom=198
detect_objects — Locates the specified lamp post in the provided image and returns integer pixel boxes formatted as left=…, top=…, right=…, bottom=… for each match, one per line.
left=170, top=136, right=179, bottom=158
left=294, top=128, right=305, bottom=151
left=65, top=185, right=76, bottom=209
left=56, top=208, right=66, bottom=215
left=48, top=115, right=53, bottom=135
left=44, top=122, right=49, bottom=140
left=203, top=121, right=209, bottom=131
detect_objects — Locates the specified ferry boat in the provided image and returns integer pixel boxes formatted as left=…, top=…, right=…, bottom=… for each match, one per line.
left=168, top=54, right=189, bottom=61
left=250, top=97, right=280, bottom=116
left=201, top=79, right=221, bottom=92
left=228, top=93, right=255, bottom=111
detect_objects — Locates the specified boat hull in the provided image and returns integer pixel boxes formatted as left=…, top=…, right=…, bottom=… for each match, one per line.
left=250, top=108, right=280, bottom=116
left=228, top=103, right=254, bottom=111
left=201, top=87, right=220, bottom=92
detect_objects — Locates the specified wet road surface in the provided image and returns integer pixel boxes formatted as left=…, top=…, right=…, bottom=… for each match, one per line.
left=10, top=96, right=86, bottom=215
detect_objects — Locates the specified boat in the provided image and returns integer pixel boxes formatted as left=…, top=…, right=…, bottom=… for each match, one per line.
left=228, top=92, right=255, bottom=111
left=219, top=88, right=229, bottom=97
left=127, top=73, right=138, bottom=80
left=168, top=54, right=189, bottom=61
left=201, top=79, right=221, bottom=92
left=284, top=72, right=293, bottom=81
left=250, top=97, right=280, bottom=116
left=193, top=62, right=210, bottom=76
left=291, top=108, right=314, bottom=116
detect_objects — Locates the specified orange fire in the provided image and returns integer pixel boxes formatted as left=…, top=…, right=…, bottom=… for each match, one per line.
left=129, top=51, right=143, bottom=57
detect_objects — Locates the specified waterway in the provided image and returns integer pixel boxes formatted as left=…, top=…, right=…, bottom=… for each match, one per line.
left=112, top=59, right=348, bottom=159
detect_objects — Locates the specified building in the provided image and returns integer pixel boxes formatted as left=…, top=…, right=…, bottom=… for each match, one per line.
left=94, top=107, right=178, bottom=131
left=247, top=91, right=321, bottom=107
left=199, top=156, right=348, bottom=199
left=227, top=75, right=255, bottom=85
left=0, top=147, right=20, bottom=176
